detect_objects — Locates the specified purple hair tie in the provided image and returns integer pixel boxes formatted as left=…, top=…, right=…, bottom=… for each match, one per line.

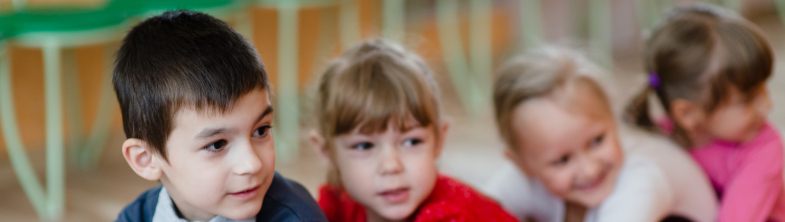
left=648, top=71, right=661, bottom=88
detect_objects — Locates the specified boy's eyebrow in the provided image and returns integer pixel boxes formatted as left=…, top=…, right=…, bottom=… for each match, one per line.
left=195, top=128, right=236, bottom=140
left=194, top=107, right=274, bottom=140
left=256, top=106, right=274, bottom=124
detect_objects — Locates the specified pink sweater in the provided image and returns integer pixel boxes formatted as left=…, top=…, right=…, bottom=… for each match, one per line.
left=689, top=123, right=785, bottom=222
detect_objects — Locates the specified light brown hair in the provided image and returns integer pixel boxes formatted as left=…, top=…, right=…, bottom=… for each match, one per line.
left=493, top=47, right=611, bottom=149
left=314, top=39, right=443, bottom=150
left=625, top=3, right=773, bottom=146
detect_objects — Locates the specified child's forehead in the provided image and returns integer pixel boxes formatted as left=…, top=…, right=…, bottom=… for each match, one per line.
left=349, top=115, right=429, bottom=135
left=170, top=89, right=272, bottom=132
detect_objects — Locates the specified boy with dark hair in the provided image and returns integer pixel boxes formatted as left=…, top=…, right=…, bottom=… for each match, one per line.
left=114, top=10, right=326, bottom=222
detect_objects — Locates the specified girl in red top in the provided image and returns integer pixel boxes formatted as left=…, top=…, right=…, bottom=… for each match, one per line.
left=309, top=39, right=517, bottom=222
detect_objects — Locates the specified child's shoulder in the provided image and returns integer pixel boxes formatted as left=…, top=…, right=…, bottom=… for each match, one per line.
left=414, top=174, right=517, bottom=222
left=115, top=173, right=327, bottom=222
left=258, top=172, right=328, bottom=222
left=115, top=185, right=162, bottom=222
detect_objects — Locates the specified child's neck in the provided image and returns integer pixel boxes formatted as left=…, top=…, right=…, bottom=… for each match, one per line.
left=366, top=210, right=406, bottom=222
left=685, top=130, right=715, bottom=148
left=564, top=201, right=586, bottom=222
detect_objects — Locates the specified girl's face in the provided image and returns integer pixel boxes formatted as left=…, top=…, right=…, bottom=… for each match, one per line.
left=327, top=118, right=447, bottom=221
left=699, top=85, right=772, bottom=143
left=507, top=97, right=623, bottom=208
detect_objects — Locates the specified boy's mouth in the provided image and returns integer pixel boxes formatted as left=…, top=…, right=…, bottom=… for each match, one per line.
left=229, top=185, right=260, bottom=199
left=378, top=187, right=410, bottom=204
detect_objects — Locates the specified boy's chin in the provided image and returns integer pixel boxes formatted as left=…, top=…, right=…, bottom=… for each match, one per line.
left=221, top=199, right=264, bottom=220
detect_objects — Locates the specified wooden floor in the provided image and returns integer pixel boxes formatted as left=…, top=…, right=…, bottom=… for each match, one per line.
left=4, top=13, right=785, bottom=222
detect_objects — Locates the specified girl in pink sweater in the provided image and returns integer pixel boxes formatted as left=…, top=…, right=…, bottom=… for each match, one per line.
left=626, top=4, right=785, bottom=222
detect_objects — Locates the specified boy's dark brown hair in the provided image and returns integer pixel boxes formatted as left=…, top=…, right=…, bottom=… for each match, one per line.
left=626, top=3, right=773, bottom=146
left=113, top=10, right=270, bottom=160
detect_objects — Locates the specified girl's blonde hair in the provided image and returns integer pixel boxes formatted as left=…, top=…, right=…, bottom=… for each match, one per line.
left=493, top=47, right=611, bottom=149
left=626, top=3, right=773, bottom=146
left=315, top=38, right=443, bottom=149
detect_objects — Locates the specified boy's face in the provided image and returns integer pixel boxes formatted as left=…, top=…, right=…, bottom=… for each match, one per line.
left=507, top=96, right=622, bottom=208
left=330, top=118, right=445, bottom=221
left=156, top=88, right=276, bottom=221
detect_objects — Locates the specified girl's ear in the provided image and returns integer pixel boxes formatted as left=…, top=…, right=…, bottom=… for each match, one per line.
left=309, top=130, right=333, bottom=168
left=669, top=99, right=703, bottom=132
left=504, top=148, right=531, bottom=177
left=122, top=139, right=163, bottom=181
left=434, top=118, right=451, bottom=158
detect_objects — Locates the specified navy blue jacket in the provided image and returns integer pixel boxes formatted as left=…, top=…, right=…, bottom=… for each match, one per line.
left=116, top=172, right=327, bottom=222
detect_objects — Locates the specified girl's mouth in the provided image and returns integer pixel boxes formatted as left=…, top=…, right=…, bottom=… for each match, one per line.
left=378, top=187, right=410, bottom=204
left=575, top=171, right=608, bottom=191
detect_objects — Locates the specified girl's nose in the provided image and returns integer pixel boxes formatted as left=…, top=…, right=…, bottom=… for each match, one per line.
left=377, top=145, right=404, bottom=175
left=579, top=155, right=603, bottom=182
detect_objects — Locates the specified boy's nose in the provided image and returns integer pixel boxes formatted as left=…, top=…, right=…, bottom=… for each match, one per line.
left=232, top=141, right=263, bottom=175
left=378, top=146, right=404, bottom=175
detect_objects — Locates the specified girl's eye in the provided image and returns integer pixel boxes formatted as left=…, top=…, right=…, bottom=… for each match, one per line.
left=351, top=142, right=374, bottom=150
left=590, top=134, right=605, bottom=148
left=253, top=125, right=272, bottom=137
left=204, top=140, right=228, bottom=152
left=403, top=138, right=423, bottom=147
left=552, top=155, right=570, bottom=166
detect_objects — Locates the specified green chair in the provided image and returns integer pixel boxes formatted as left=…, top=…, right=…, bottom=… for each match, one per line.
left=0, top=2, right=133, bottom=220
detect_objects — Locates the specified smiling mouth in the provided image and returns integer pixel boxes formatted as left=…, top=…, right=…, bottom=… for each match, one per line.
left=230, top=185, right=260, bottom=199
left=575, top=171, right=608, bottom=191
left=378, top=187, right=410, bottom=204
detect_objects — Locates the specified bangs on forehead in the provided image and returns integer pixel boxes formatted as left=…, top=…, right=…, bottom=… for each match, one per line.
left=327, top=51, right=438, bottom=136
left=702, top=20, right=772, bottom=111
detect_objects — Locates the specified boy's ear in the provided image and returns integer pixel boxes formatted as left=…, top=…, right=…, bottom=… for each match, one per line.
left=434, top=118, right=451, bottom=158
left=504, top=148, right=531, bottom=177
left=669, top=99, right=703, bottom=132
left=309, top=130, right=333, bottom=168
left=122, top=138, right=163, bottom=181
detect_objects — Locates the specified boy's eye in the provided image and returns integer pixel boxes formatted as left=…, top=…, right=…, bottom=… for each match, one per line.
left=253, top=125, right=272, bottom=137
left=590, top=134, right=604, bottom=148
left=552, top=155, right=570, bottom=166
left=204, top=140, right=228, bottom=152
left=402, top=138, right=423, bottom=147
left=351, top=142, right=374, bottom=150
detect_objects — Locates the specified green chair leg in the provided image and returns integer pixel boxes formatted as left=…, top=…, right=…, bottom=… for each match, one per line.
left=0, top=44, right=49, bottom=220
left=589, top=0, right=612, bottom=69
left=1, top=41, right=66, bottom=221
left=64, top=48, right=86, bottom=163
left=275, top=2, right=300, bottom=162
left=75, top=44, right=118, bottom=168
left=436, top=0, right=485, bottom=115
left=382, top=0, right=405, bottom=43
left=339, top=0, right=360, bottom=49
left=520, top=0, right=544, bottom=50
left=470, top=0, right=492, bottom=94
left=43, top=41, right=66, bottom=220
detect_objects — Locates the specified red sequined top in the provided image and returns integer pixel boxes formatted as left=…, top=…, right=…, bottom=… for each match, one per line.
left=318, top=174, right=518, bottom=222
